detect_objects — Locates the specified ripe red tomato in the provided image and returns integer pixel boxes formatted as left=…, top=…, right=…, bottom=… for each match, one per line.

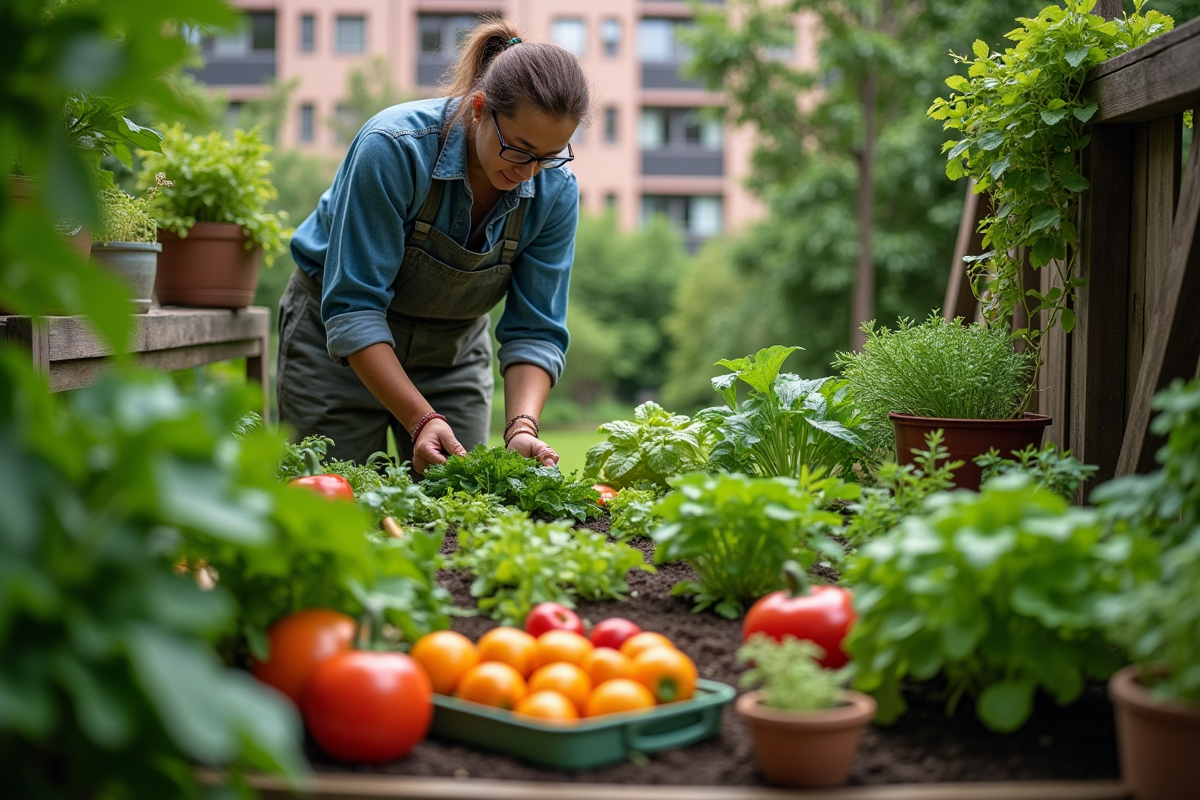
left=524, top=602, right=585, bottom=637
left=589, top=617, right=642, bottom=650
left=289, top=473, right=355, bottom=501
left=593, top=484, right=617, bottom=506
left=251, top=609, right=355, bottom=707
left=742, top=561, right=856, bottom=669
left=304, top=650, right=433, bottom=763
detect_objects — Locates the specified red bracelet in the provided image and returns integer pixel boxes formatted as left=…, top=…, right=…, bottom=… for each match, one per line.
left=410, top=411, right=446, bottom=442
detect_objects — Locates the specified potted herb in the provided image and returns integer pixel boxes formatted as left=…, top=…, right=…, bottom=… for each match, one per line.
left=1094, top=378, right=1200, bottom=800
left=136, top=124, right=291, bottom=308
left=834, top=313, right=1045, bottom=490
left=736, top=634, right=874, bottom=788
left=91, top=178, right=171, bottom=313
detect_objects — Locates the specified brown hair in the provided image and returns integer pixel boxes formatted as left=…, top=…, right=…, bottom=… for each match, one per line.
left=443, top=17, right=592, bottom=132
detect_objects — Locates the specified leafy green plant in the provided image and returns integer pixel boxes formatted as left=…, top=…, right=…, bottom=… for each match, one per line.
left=422, top=445, right=602, bottom=522
left=845, top=472, right=1158, bottom=732
left=607, top=486, right=665, bottom=541
left=651, top=471, right=857, bottom=618
left=845, top=430, right=962, bottom=545
left=704, top=346, right=869, bottom=479
left=410, top=489, right=508, bottom=531
left=929, top=0, right=1173, bottom=364
left=585, top=401, right=715, bottom=489
left=453, top=513, right=651, bottom=625
left=975, top=442, right=1097, bottom=500
left=95, top=187, right=157, bottom=244
left=63, top=91, right=164, bottom=190
left=739, top=634, right=851, bottom=712
left=0, top=356, right=306, bottom=799
left=835, top=314, right=1035, bottom=444
left=137, top=123, right=292, bottom=266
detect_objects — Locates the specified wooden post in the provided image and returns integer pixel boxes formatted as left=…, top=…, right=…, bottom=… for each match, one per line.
left=943, top=180, right=987, bottom=322
left=1, top=316, right=49, bottom=378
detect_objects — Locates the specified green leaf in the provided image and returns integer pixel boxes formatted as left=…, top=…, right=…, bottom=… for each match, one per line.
left=972, top=39, right=990, bottom=58
left=977, top=680, right=1035, bottom=732
left=1031, top=237, right=1056, bottom=268
left=1040, top=108, right=1069, bottom=125
left=1073, top=103, right=1099, bottom=123
left=1060, top=307, right=1076, bottom=333
left=1063, top=173, right=1090, bottom=193
left=1029, top=208, right=1062, bottom=233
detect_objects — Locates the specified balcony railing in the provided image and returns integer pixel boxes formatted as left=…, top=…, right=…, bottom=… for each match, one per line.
left=641, top=63, right=703, bottom=90
left=190, top=54, right=275, bottom=86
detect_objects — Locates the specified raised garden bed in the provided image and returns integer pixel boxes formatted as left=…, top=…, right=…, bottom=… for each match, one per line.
left=290, top=520, right=1129, bottom=798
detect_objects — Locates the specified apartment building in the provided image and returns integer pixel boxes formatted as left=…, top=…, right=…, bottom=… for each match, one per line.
left=192, top=0, right=813, bottom=250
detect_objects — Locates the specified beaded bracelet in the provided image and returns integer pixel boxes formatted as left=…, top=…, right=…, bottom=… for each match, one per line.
left=504, top=414, right=540, bottom=436
left=504, top=425, right=538, bottom=448
left=410, top=411, right=446, bottom=442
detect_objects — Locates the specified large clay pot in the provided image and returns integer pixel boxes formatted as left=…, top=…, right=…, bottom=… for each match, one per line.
left=1109, top=665, right=1200, bottom=800
left=889, top=411, right=1052, bottom=491
left=91, top=241, right=161, bottom=313
left=155, top=222, right=262, bottom=308
left=736, top=689, right=875, bottom=788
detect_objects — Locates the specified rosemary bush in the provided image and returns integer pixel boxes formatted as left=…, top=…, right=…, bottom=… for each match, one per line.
left=94, top=188, right=157, bottom=244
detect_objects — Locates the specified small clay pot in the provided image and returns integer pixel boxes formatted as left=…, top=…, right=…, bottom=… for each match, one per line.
left=736, top=689, right=875, bottom=788
left=889, top=411, right=1052, bottom=491
left=1109, top=665, right=1200, bottom=800
left=91, top=241, right=161, bottom=313
left=155, top=222, right=262, bottom=308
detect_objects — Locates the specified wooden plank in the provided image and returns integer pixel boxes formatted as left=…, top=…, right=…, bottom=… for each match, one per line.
left=47, top=342, right=262, bottom=393
left=1072, top=124, right=1134, bottom=486
left=1, top=316, right=50, bottom=377
left=1117, top=122, right=1200, bottom=474
left=217, top=771, right=1129, bottom=800
left=943, top=181, right=987, bottom=322
left=1039, top=261, right=1070, bottom=451
left=1085, top=17, right=1200, bottom=124
left=45, top=306, right=269, bottom=361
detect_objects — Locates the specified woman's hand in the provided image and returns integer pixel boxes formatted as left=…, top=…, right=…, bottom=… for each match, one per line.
left=412, top=418, right=467, bottom=475
left=506, top=430, right=559, bottom=467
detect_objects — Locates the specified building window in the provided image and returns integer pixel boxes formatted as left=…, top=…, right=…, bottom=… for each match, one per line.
left=551, top=18, right=587, bottom=56
left=637, top=18, right=692, bottom=63
left=640, top=195, right=723, bottom=237
left=299, top=103, right=315, bottom=143
left=601, top=18, right=621, bottom=57
left=336, top=15, right=366, bottom=54
left=604, top=107, right=618, bottom=143
left=605, top=192, right=618, bottom=210
left=640, top=108, right=722, bottom=150
left=300, top=14, right=315, bottom=53
left=418, top=14, right=477, bottom=54
left=250, top=12, right=276, bottom=51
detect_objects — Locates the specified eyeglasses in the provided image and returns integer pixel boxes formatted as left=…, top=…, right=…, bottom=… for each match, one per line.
left=491, top=111, right=574, bottom=170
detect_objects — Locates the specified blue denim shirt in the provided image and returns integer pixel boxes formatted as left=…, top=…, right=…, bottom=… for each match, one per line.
left=290, top=97, right=577, bottom=383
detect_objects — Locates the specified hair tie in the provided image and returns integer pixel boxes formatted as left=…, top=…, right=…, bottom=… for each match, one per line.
left=504, top=37, right=521, bottom=49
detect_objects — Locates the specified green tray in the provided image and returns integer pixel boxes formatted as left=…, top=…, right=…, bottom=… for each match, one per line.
left=430, top=678, right=735, bottom=770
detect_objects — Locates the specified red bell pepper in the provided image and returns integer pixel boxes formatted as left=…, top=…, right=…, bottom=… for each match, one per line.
left=288, top=448, right=354, bottom=502
left=742, top=560, right=856, bottom=668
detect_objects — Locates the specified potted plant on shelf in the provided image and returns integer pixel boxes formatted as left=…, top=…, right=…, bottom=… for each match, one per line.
left=735, top=633, right=874, bottom=788
left=137, top=124, right=291, bottom=308
left=834, top=313, right=1045, bottom=490
left=91, top=177, right=173, bottom=314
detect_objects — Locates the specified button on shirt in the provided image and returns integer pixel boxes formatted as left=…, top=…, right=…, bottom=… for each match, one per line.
left=290, top=97, right=577, bottom=384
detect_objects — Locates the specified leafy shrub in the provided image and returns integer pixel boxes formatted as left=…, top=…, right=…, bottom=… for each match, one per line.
left=137, top=123, right=292, bottom=266
left=585, top=401, right=714, bottom=489
left=422, top=445, right=602, bottom=522
left=607, top=486, right=665, bottom=541
left=652, top=471, right=856, bottom=618
left=976, top=442, right=1097, bottom=501
left=704, top=346, right=868, bottom=479
left=454, top=513, right=651, bottom=626
left=845, top=473, right=1157, bottom=732
left=739, top=634, right=851, bottom=712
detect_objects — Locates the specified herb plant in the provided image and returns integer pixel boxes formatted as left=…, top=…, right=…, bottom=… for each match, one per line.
left=94, top=187, right=158, bottom=244
left=704, top=346, right=868, bottom=479
left=422, top=445, right=603, bottom=522
left=585, top=401, right=714, bottom=489
left=845, top=472, right=1158, bottom=732
left=454, top=512, right=651, bottom=626
left=607, top=486, right=665, bottom=541
left=63, top=91, right=164, bottom=190
left=929, top=0, right=1173, bottom=365
left=975, top=442, right=1097, bottom=501
left=739, top=634, right=851, bottom=712
left=137, top=123, right=292, bottom=266
left=652, top=471, right=857, bottom=618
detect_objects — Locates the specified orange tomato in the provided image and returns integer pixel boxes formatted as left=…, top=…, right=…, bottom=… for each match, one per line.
left=513, top=690, right=579, bottom=723
left=533, top=629, right=594, bottom=669
left=581, top=647, right=636, bottom=686
left=477, top=626, right=538, bottom=677
left=619, top=631, right=676, bottom=660
left=584, top=678, right=656, bottom=717
left=409, top=630, right=478, bottom=695
left=528, top=662, right=592, bottom=714
left=455, top=661, right=528, bottom=710
left=633, top=646, right=698, bottom=703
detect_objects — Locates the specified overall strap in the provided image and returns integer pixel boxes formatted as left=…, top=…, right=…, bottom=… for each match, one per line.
left=499, top=197, right=527, bottom=265
left=410, top=178, right=445, bottom=246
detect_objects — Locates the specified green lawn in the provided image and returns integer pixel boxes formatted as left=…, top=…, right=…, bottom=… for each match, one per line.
left=487, top=426, right=605, bottom=476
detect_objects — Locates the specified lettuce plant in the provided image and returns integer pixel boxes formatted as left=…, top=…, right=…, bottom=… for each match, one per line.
left=585, top=401, right=714, bottom=489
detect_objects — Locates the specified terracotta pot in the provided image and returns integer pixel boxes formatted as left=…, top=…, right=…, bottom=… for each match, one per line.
left=155, top=222, right=262, bottom=308
left=736, top=689, right=875, bottom=787
left=91, top=241, right=161, bottom=313
left=889, top=411, right=1052, bottom=491
left=1109, top=665, right=1200, bottom=800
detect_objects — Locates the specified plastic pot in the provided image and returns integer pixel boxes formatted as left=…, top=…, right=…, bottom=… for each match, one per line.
left=156, top=222, right=262, bottom=308
left=889, top=411, right=1052, bottom=491
left=91, top=241, right=161, bottom=313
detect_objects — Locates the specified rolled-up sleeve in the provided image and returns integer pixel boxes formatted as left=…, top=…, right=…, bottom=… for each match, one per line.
left=496, top=176, right=578, bottom=385
left=321, top=132, right=417, bottom=361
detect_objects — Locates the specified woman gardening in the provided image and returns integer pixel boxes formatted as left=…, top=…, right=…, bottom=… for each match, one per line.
left=280, top=20, right=589, bottom=474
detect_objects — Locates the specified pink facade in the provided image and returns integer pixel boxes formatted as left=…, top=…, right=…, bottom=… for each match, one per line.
left=206, top=0, right=816, bottom=244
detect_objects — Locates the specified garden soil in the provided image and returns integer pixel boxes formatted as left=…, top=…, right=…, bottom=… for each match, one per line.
left=309, top=519, right=1120, bottom=786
